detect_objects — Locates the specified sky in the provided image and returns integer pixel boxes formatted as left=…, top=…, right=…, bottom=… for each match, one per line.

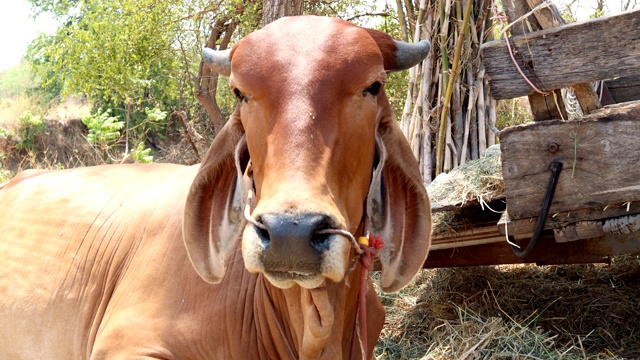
left=0, top=0, right=635, bottom=72
left=0, top=0, right=58, bottom=71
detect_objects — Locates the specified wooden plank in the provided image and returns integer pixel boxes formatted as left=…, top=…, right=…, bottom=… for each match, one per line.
left=606, top=74, right=640, bottom=103
left=498, top=201, right=640, bottom=236
left=481, top=8, right=640, bottom=100
left=553, top=214, right=640, bottom=242
left=502, top=0, right=567, bottom=121
left=553, top=220, right=603, bottom=242
left=431, top=226, right=509, bottom=250
left=572, top=83, right=602, bottom=115
left=526, top=0, right=602, bottom=114
left=603, top=213, right=640, bottom=234
left=526, top=0, right=563, bottom=28
left=528, top=89, right=567, bottom=121
left=423, top=230, right=640, bottom=268
left=499, top=101, right=640, bottom=220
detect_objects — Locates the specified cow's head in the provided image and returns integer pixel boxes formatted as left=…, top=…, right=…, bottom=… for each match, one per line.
left=184, top=16, right=432, bottom=293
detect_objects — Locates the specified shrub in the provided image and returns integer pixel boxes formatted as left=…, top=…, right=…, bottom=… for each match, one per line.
left=142, top=106, right=168, bottom=134
left=82, top=108, right=124, bottom=147
left=0, top=152, right=11, bottom=183
left=131, top=142, right=153, bottom=163
left=16, top=111, right=45, bottom=150
left=0, top=126, right=15, bottom=139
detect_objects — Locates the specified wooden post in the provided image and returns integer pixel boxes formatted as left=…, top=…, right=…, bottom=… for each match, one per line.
left=526, top=0, right=602, bottom=115
left=502, top=0, right=567, bottom=121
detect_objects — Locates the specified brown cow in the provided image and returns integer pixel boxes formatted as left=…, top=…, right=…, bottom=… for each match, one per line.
left=0, top=16, right=431, bottom=359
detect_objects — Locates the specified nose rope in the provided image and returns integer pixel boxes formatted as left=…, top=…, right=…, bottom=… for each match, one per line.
left=243, top=187, right=381, bottom=359
left=244, top=189, right=364, bottom=255
left=244, top=188, right=268, bottom=230
left=355, top=234, right=383, bottom=359
left=316, top=228, right=364, bottom=255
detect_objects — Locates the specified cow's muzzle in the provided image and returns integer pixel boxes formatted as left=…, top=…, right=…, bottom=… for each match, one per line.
left=242, top=210, right=352, bottom=289
left=257, top=212, right=334, bottom=272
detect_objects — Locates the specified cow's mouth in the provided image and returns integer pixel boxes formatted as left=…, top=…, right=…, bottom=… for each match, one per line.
left=263, top=270, right=326, bottom=289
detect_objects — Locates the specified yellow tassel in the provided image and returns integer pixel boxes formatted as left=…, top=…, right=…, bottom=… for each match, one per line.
left=357, top=236, right=369, bottom=247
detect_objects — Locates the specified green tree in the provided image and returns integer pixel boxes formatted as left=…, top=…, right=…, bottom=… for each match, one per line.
left=24, top=0, right=402, bottom=160
left=26, top=0, right=181, bottom=155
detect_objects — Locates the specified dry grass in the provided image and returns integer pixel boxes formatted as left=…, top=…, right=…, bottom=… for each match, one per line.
left=0, top=96, right=32, bottom=128
left=374, top=255, right=640, bottom=359
left=428, top=145, right=503, bottom=211
left=428, top=145, right=505, bottom=235
left=0, top=113, right=214, bottom=179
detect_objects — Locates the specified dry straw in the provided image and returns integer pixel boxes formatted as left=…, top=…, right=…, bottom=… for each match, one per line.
left=374, top=255, right=640, bottom=359
left=428, top=144, right=504, bottom=235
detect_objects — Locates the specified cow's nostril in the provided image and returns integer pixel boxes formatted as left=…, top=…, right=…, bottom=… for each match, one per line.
left=311, top=232, right=331, bottom=252
left=257, top=213, right=337, bottom=260
left=254, top=216, right=271, bottom=247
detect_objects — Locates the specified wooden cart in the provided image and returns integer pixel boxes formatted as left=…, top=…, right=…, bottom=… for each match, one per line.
left=423, top=1, right=640, bottom=268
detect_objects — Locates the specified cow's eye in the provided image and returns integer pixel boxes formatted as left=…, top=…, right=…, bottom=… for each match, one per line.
left=363, top=81, right=383, bottom=97
left=233, top=88, right=247, bottom=102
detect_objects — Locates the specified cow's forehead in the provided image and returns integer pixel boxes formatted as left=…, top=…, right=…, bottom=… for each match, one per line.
left=229, top=16, right=385, bottom=94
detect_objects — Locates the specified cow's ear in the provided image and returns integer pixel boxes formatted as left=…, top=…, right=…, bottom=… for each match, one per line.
left=366, top=108, right=432, bottom=293
left=183, top=113, right=248, bottom=284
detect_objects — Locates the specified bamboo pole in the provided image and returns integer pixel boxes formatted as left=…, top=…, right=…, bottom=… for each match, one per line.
left=395, top=0, right=409, bottom=42
left=403, top=0, right=415, bottom=37
left=401, top=0, right=428, bottom=137
left=435, top=0, right=474, bottom=175
left=460, top=67, right=477, bottom=166
left=399, top=0, right=495, bottom=182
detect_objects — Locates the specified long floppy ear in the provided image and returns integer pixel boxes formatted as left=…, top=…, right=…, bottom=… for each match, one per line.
left=183, top=112, right=249, bottom=283
left=362, top=26, right=431, bottom=293
left=366, top=102, right=432, bottom=293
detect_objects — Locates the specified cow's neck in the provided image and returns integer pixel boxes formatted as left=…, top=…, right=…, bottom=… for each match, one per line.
left=253, top=265, right=366, bottom=360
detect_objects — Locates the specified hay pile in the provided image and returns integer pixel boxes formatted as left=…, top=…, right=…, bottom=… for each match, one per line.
left=428, top=144, right=505, bottom=235
left=428, top=144, right=504, bottom=211
left=374, top=255, right=640, bottom=359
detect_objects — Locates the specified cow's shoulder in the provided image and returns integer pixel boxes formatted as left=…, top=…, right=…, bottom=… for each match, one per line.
left=0, top=168, right=51, bottom=192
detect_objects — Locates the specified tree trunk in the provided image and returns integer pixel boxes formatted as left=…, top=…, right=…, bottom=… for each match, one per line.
left=124, top=102, right=130, bottom=158
left=261, top=0, right=304, bottom=26
left=195, top=16, right=236, bottom=135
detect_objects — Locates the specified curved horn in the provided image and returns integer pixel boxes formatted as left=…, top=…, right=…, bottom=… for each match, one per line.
left=391, top=40, right=431, bottom=72
left=203, top=48, right=232, bottom=77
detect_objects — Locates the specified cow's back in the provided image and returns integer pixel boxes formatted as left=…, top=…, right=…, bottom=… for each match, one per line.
left=0, top=164, right=199, bottom=359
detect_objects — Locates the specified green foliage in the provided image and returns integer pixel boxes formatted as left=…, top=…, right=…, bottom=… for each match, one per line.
left=81, top=108, right=124, bottom=147
left=304, top=0, right=377, bottom=24
left=0, top=126, right=15, bottom=139
left=16, top=111, right=45, bottom=149
left=26, top=0, right=181, bottom=125
left=141, top=106, right=168, bottom=134
left=496, top=98, right=532, bottom=129
left=131, top=142, right=154, bottom=163
left=22, top=0, right=419, bottom=138
left=0, top=63, right=37, bottom=98
left=0, top=153, right=11, bottom=184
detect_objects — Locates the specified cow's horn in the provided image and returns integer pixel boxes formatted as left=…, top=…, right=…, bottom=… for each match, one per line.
left=203, top=48, right=231, bottom=77
left=391, top=40, right=431, bottom=72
